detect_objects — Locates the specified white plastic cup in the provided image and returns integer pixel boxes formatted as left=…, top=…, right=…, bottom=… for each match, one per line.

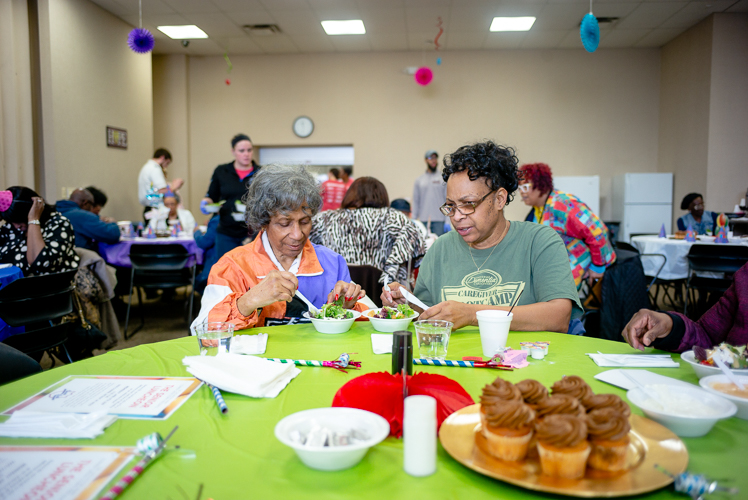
left=475, top=310, right=513, bottom=358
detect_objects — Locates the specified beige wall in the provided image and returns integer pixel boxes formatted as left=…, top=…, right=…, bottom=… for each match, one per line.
left=153, top=49, right=661, bottom=223
left=706, top=14, right=748, bottom=213
left=37, top=0, right=153, bottom=220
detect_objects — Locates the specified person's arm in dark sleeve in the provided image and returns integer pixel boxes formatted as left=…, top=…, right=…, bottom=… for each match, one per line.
left=206, top=170, right=221, bottom=203
left=677, top=216, right=686, bottom=231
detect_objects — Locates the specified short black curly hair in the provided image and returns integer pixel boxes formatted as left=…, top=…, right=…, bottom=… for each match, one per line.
left=442, top=141, right=520, bottom=206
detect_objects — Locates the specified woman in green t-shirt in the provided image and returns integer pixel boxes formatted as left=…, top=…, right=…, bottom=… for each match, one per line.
left=382, top=141, right=582, bottom=332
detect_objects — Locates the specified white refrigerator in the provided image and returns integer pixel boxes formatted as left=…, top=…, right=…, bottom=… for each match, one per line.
left=611, top=173, right=673, bottom=242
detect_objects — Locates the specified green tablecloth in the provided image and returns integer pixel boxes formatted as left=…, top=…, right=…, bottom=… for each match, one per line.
left=1, top=324, right=744, bottom=499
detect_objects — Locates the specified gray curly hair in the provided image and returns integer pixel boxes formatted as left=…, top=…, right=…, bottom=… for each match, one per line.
left=244, top=164, right=322, bottom=231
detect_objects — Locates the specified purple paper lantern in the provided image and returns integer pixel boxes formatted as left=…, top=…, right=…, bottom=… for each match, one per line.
left=415, top=67, right=433, bottom=86
left=127, top=28, right=155, bottom=54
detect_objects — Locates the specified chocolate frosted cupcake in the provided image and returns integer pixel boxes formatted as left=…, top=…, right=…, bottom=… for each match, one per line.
left=581, top=393, right=631, bottom=417
left=586, top=408, right=631, bottom=471
left=481, top=400, right=536, bottom=461
left=551, top=375, right=594, bottom=401
left=535, top=414, right=591, bottom=479
left=479, top=378, right=522, bottom=428
left=516, top=379, right=549, bottom=408
left=535, top=394, right=586, bottom=421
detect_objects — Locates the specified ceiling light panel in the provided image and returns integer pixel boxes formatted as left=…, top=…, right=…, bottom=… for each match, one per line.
left=321, top=20, right=366, bottom=35
left=489, top=17, right=536, bottom=32
left=157, top=25, right=209, bottom=39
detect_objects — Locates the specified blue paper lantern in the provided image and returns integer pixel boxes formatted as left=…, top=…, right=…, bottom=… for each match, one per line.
left=580, top=13, right=599, bottom=53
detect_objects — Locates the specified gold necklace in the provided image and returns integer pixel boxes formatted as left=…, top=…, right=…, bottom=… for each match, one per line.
left=469, top=219, right=509, bottom=271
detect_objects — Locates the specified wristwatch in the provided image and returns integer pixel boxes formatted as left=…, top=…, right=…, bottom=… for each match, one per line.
left=28, top=220, right=40, bottom=225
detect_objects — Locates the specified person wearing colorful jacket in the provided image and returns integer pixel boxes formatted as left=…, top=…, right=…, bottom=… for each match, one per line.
left=622, top=262, right=748, bottom=352
left=191, top=165, right=367, bottom=331
left=519, top=163, right=616, bottom=288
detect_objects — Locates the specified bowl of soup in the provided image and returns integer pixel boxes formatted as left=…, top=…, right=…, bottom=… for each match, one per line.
left=699, top=374, right=748, bottom=420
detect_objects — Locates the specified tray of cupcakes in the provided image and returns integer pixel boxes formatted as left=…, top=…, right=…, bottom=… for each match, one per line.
left=439, top=376, right=689, bottom=497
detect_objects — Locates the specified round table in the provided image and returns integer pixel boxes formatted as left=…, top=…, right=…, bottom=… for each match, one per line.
left=1, top=323, right=745, bottom=499
left=631, top=235, right=748, bottom=280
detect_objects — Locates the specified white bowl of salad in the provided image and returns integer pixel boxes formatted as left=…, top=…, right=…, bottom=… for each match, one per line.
left=303, top=302, right=362, bottom=334
left=365, top=305, right=419, bottom=333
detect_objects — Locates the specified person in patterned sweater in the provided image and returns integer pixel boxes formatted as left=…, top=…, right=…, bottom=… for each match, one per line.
left=519, top=163, right=616, bottom=289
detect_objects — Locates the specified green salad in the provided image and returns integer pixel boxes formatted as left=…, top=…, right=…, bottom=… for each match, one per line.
left=371, top=304, right=415, bottom=319
left=313, top=298, right=353, bottom=320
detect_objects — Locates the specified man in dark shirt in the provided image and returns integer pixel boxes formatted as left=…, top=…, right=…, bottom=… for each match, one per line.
left=56, top=189, right=120, bottom=251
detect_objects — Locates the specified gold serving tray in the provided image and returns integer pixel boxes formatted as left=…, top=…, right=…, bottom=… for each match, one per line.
left=439, top=404, right=688, bottom=498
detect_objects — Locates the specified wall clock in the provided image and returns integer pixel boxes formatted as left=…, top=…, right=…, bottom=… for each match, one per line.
left=293, top=116, right=314, bottom=138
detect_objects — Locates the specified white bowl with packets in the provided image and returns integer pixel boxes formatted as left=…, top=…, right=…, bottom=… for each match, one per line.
left=365, top=306, right=419, bottom=333
left=275, top=407, right=390, bottom=471
left=627, top=383, right=737, bottom=437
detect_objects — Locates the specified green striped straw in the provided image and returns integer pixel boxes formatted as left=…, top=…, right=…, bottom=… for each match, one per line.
left=266, top=358, right=325, bottom=367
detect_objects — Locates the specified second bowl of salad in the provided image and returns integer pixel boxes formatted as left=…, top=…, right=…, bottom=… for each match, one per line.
left=365, top=305, right=419, bottom=333
left=303, top=301, right=362, bottom=334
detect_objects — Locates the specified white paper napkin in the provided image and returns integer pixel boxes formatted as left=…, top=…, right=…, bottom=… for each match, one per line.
left=594, top=369, right=695, bottom=390
left=183, top=354, right=300, bottom=398
left=371, top=334, right=393, bottom=354
left=586, top=353, right=679, bottom=368
left=0, top=411, right=117, bottom=439
left=231, top=333, right=268, bottom=355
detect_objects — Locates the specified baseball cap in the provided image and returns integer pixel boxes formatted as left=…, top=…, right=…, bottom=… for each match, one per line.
left=424, top=150, right=438, bottom=158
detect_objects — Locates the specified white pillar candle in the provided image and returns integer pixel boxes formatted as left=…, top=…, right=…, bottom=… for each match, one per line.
left=403, top=395, right=437, bottom=477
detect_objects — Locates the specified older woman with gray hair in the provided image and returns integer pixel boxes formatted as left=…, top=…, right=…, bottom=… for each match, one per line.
left=192, top=165, right=367, bottom=329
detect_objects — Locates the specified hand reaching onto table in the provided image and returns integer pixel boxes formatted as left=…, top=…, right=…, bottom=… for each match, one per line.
left=327, top=280, right=364, bottom=309
left=621, top=309, right=674, bottom=351
left=419, top=300, right=475, bottom=330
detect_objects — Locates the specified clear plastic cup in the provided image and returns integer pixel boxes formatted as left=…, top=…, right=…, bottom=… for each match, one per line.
left=476, top=310, right=513, bottom=358
left=414, top=320, right=453, bottom=360
left=194, top=322, right=235, bottom=356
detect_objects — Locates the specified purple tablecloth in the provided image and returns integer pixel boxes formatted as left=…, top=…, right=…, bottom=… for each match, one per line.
left=98, top=237, right=204, bottom=268
left=0, top=265, right=25, bottom=341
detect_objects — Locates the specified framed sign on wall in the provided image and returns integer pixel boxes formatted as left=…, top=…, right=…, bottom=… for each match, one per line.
left=106, top=126, right=128, bottom=149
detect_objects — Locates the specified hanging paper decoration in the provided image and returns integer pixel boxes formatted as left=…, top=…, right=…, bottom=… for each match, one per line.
left=436, top=57, right=442, bottom=65
left=223, top=52, right=233, bottom=85
left=580, top=13, right=599, bottom=53
left=434, top=17, right=443, bottom=50
left=659, top=224, right=667, bottom=238
left=415, top=67, right=433, bottom=86
left=128, top=27, right=155, bottom=54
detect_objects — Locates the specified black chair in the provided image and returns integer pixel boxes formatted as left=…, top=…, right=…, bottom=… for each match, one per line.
left=614, top=241, right=667, bottom=303
left=124, top=244, right=196, bottom=339
left=348, top=265, right=384, bottom=308
left=0, top=269, right=78, bottom=365
left=684, top=244, right=748, bottom=317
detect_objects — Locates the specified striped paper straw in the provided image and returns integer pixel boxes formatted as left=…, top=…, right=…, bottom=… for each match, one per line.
left=266, top=358, right=325, bottom=367
left=207, top=383, right=228, bottom=414
left=414, top=359, right=476, bottom=367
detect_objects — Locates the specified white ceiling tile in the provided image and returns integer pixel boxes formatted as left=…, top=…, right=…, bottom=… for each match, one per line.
left=404, top=0, right=451, bottom=7
left=556, top=29, right=586, bottom=49
left=289, top=34, right=337, bottom=52
left=308, top=0, right=361, bottom=19
left=90, top=0, right=129, bottom=17
left=592, top=2, right=640, bottom=18
left=329, top=35, right=372, bottom=51
left=534, top=3, right=590, bottom=30
left=405, top=7, right=450, bottom=32
left=634, top=26, right=688, bottom=46
left=259, top=0, right=311, bottom=13
left=483, top=32, right=525, bottom=49
left=368, top=33, right=409, bottom=51
left=211, top=0, right=266, bottom=13
left=161, top=0, right=219, bottom=14
left=183, top=13, right=246, bottom=38
left=356, top=0, right=405, bottom=8
left=122, top=13, right=189, bottom=27
left=448, top=6, right=494, bottom=32
left=114, top=0, right=176, bottom=15
left=407, top=31, right=440, bottom=49
left=489, top=2, right=544, bottom=17
left=660, top=1, right=735, bottom=28
left=727, top=0, right=748, bottom=12
left=359, top=8, right=407, bottom=33
left=272, top=12, right=325, bottom=35
left=222, top=37, right=264, bottom=54
left=443, top=31, right=485, bottom=49
left=616, top=2, right=689, bottom=29
left=599, top=29, right=650, bottom=47
left=519, top=29, right=568, bottom=49
left=252, top=34, right=301, bottom=53
left=176, top=38, right=226, bottom=55
left=228, top=11, right=278, bottom=26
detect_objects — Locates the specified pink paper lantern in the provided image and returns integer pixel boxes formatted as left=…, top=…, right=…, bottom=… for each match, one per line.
left=415, top=67, right=433, bottom=86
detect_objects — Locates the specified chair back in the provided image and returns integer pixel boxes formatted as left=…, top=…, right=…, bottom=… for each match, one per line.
left=2, top=323, right=74, bottom=357
left=686, top=245, right=748, bottom=275
left=614, top=241, right=639, bottom=254
left=129, top=244, right=192, bottom=271
left=0, top=269, right=76, bottom=326
left=348, top=265, right=384, bottom=308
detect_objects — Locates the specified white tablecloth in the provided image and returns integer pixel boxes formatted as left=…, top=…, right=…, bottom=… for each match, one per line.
left=631, top=235, right=748, bottom=280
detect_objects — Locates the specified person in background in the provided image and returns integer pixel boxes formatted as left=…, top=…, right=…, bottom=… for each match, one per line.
left=147, top=191, right=196, bottom=234
left=339, top=166, right=354, bottom=191
left=320, top=168, right=346, bottom=211
left=138, top=149, right=184, bottom=221
left=0, top=187, right=79, bottom=275
left=192, top=165, right=366, bottom=330
left=519, top=163, right=615, bottom=289
left=311, top=178, right=426, bottom=285
left=55, top=188, right=120, bottom=251
left=412, top=149, right=448, bottom=236
left=201, top=134, right=261, bottom=260
left=85, top=186, right=115, bottom=223
left=390, top=198, right=432, bottom=243
left=677, top=193, right=717, bottom=235
left=622, top=262, right=747, bottom=352
left=382, top=141, right=583, bottom=332
left=194, top=215, right=219, bottom=294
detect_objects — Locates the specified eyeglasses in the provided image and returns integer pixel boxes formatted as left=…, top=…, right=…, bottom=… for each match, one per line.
left=692, top=203, right=704, bottom=210
left=518, top=183, right=532, bottom=193
left=440, top=190, right=496, bottom=217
